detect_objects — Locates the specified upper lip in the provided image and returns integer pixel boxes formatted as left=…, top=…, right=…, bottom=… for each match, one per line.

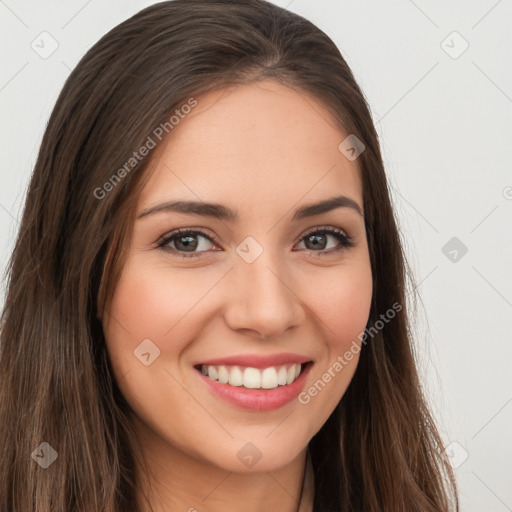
left=194, top=352, right=313, bottom=369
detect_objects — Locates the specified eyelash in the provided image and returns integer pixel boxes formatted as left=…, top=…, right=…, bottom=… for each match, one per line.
left=156, top=226, right=355, bottom=259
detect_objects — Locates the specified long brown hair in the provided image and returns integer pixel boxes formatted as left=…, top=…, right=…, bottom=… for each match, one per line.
left=0, top=1, right=459, bottom=510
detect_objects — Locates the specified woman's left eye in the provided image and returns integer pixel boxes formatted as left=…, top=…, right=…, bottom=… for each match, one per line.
left=156, top=226, right=355, bottom=259
left=296, top=227, right=355, bottom=255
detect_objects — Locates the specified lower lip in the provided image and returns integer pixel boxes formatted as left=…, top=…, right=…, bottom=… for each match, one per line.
left=196, top=363, right=313, bottom=411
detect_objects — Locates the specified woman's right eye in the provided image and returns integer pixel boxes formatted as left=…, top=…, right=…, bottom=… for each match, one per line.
left=157, top=228, right=218, bottom=259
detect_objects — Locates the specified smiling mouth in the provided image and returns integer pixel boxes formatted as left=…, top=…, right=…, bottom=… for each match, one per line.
left=193, top=361, right=312, bottom=390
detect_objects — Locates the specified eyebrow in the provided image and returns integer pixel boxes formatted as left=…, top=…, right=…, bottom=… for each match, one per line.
left=137, top=194, right=363, bottom=221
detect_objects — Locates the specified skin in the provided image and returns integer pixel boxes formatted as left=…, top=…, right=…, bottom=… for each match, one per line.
left=101, top=79, right=373, bottom=512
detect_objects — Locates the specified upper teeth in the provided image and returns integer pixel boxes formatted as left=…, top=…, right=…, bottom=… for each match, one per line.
left=200, top=364, right=302, bottom=389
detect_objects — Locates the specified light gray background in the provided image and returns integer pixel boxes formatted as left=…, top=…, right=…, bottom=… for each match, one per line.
left=1, top=1, right=511, bottom=510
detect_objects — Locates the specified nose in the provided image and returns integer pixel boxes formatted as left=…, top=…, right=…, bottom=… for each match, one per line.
left=223, top=250, right=303, bottom=340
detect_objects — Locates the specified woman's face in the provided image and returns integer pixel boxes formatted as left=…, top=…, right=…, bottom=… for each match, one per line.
left=102, top=80, right=373, bottom=473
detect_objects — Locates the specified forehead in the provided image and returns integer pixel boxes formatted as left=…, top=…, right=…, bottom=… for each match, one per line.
left=138, top=80, right=363, bottom=216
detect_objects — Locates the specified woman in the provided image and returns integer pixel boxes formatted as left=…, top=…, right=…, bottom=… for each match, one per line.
left=0, top=0, right=459, bottom=510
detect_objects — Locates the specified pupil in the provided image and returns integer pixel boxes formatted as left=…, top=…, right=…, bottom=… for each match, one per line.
left=308, top=234, right=325, bottom=250
left=177, top=235, right=197, bottom=251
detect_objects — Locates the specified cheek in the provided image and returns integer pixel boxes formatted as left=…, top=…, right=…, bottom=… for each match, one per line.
left=294, top=260, right=372, bottom=431
left=104, top=257, right=215, bottom=347
left=102, top=255, right=226, bottom=402
left=309, top=260, right=373, bottom=348
left=101, top=258, right=211, bottom=437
